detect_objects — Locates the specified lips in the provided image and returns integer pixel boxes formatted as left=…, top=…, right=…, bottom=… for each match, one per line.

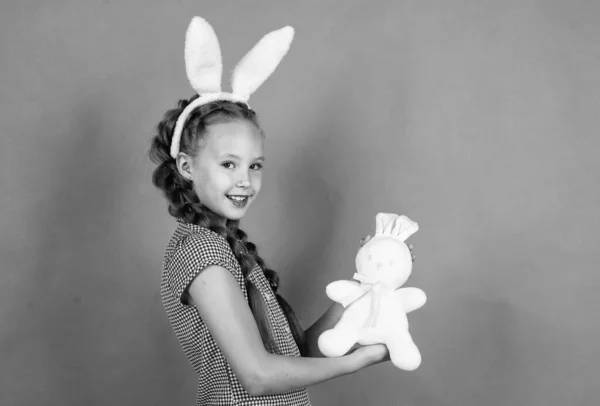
left=227, top=195, right=251, bottom=200
left=226, top=194, right=251, bottom=209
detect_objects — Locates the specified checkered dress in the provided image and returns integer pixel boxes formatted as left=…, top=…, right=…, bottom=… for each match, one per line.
left=161, top=218, right=312, bottom=405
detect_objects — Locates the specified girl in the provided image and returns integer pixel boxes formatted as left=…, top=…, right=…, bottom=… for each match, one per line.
left=149, top=17, right=412, bottom=405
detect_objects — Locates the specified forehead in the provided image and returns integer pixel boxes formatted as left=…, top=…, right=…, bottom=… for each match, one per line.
left=365, top=236, right=403, bottom=252
left=202, top=120, right=263, bottom=157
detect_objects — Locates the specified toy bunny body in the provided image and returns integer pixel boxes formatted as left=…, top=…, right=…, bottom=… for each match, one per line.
left=317, top=213, right=427, bottom=371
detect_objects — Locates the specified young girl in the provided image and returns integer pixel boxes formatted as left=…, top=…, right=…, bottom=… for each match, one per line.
left=149, top=16, right=409, bottom=405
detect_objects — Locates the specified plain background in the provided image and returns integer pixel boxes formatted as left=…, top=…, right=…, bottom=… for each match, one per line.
left=2, top=1, right=599, bottom=405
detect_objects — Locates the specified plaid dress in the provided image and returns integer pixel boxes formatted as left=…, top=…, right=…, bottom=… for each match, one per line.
left=161, top=218, right=312, bottom=405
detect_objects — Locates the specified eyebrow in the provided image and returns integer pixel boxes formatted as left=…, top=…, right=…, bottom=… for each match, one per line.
left=219, top=153, right=265, bottom=161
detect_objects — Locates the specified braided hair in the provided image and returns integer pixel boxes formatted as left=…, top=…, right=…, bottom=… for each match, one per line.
left=148, top=95, right=306, bottom=355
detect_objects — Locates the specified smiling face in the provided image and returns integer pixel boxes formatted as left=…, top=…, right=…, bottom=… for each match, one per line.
left=178, top=119, right=265, bottom=224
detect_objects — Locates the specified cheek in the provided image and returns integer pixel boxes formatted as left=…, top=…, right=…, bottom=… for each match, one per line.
left=194, top=172, right=228, bottom=198
left=252, top=172, right=262, bottom=192
left=357, top=251, right=374, bottom=271
left=208, top=171, right=232, bottom=189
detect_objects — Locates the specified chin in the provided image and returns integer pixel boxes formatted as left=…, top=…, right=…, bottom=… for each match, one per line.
left=223, top=208, right=249, bottom=222
left=225, top=214, right=245, bottom=222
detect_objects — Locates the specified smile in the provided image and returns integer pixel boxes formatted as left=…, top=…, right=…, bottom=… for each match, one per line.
left=226, top=195, right=251, bottom=208
left=227, top=195, right=251, bottom=202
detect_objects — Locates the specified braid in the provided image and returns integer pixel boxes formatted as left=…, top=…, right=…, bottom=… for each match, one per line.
left=149, top=96, right=306, bottom=355
left=233, top=227, right=307, bottom=355
left=149, top=97, right=201, bottom=221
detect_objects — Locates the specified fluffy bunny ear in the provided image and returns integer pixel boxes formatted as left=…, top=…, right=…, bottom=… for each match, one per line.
left=185, top=16, right=223, bottom=94
left=231, top=26, right=295, bottom=101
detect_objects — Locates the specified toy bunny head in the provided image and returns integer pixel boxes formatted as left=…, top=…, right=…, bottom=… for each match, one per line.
left=355, top=214, right=419, bottom=289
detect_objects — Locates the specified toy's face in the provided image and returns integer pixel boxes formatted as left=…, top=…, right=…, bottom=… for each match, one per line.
left=355, top=236, right=412, bottom=288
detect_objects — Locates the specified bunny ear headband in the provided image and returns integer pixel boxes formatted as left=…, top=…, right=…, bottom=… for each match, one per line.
left=170, top=16, right=295, bottom=159
left=374, top=213, right=419, bottom=243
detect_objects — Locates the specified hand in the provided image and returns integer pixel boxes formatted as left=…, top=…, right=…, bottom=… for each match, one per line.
left=348, top=343, right=390, bottom=371
left=359, top=235, right=416, bottom=263
left=408, top=243, right=416, bottom=262
left=359, top=235, right=372, bottom=247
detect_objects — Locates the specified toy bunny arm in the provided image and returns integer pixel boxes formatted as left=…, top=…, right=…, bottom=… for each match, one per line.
left=325, top=280, right=362, bottom=306
left=396, top=287, right=427, bottom=313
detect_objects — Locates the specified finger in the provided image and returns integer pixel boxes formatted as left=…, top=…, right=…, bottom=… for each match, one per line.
left=360, top=235, right=373, bottom=247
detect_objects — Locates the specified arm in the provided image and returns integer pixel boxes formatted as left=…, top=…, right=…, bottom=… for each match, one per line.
left=188, top=265, right=385, bottom=397
left=325, top=280, right=362, bottom=302
left=303, top=302, right=345, bottom=357
left=303, top=280, right=363, bottom=357
left=304, top=236, right=374, bottom=357
left=397, top=287, right=427, bottom=313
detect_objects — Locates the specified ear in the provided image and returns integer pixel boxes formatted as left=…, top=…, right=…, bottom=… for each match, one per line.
left=231, top=26, right=294, bottom=101
left=375, top=213, right=399, bottom=235
left=391, top=215, right=419, bottom=242
left=185, top=16, right=223, bottom=94
left=175, top=152, right=194, bottom=180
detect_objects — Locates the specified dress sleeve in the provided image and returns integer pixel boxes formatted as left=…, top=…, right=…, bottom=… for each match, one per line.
left=167, top=231, right=243, bottom=304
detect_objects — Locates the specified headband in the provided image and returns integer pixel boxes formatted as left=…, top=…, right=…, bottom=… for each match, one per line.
left=170, top=16, right=295, bottom=159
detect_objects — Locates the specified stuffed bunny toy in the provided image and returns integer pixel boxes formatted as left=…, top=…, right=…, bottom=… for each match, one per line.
left=317, top=213, right=427, bottom=370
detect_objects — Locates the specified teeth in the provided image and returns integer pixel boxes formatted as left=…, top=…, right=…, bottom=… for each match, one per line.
left=228, top=196, right=247, bottom=201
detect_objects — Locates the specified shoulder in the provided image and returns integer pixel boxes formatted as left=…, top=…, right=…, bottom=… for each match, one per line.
left=166, top=226, right=244, bottom=303
left=169, top=227, right=241, bottom=276
left=176, top=228, right=232, bottom=261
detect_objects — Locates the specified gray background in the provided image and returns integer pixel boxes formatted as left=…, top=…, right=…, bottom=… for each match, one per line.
left=2, top=1, right=599, bottom=405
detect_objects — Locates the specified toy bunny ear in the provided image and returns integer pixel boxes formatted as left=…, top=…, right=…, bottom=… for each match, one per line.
left=231, top=26, right=295, bottom=101
left=374, top=213, right=419, bottom=241
left=391, top=215, right=419, bottom=242
left=185, top=16, right=223, bottom=94
left=375, top=213, right=400, bottom=235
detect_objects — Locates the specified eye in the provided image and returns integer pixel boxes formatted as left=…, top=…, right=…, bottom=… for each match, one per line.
left=221, top=161, right=235, bottom=169
left=250, top=163, right=263, bottom=170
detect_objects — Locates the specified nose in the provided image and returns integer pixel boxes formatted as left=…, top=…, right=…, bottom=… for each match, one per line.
left=236, top=176, right=251, bottom=188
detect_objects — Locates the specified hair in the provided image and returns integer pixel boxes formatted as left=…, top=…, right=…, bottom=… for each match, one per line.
left=149, top=95, right=306, bottom=355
